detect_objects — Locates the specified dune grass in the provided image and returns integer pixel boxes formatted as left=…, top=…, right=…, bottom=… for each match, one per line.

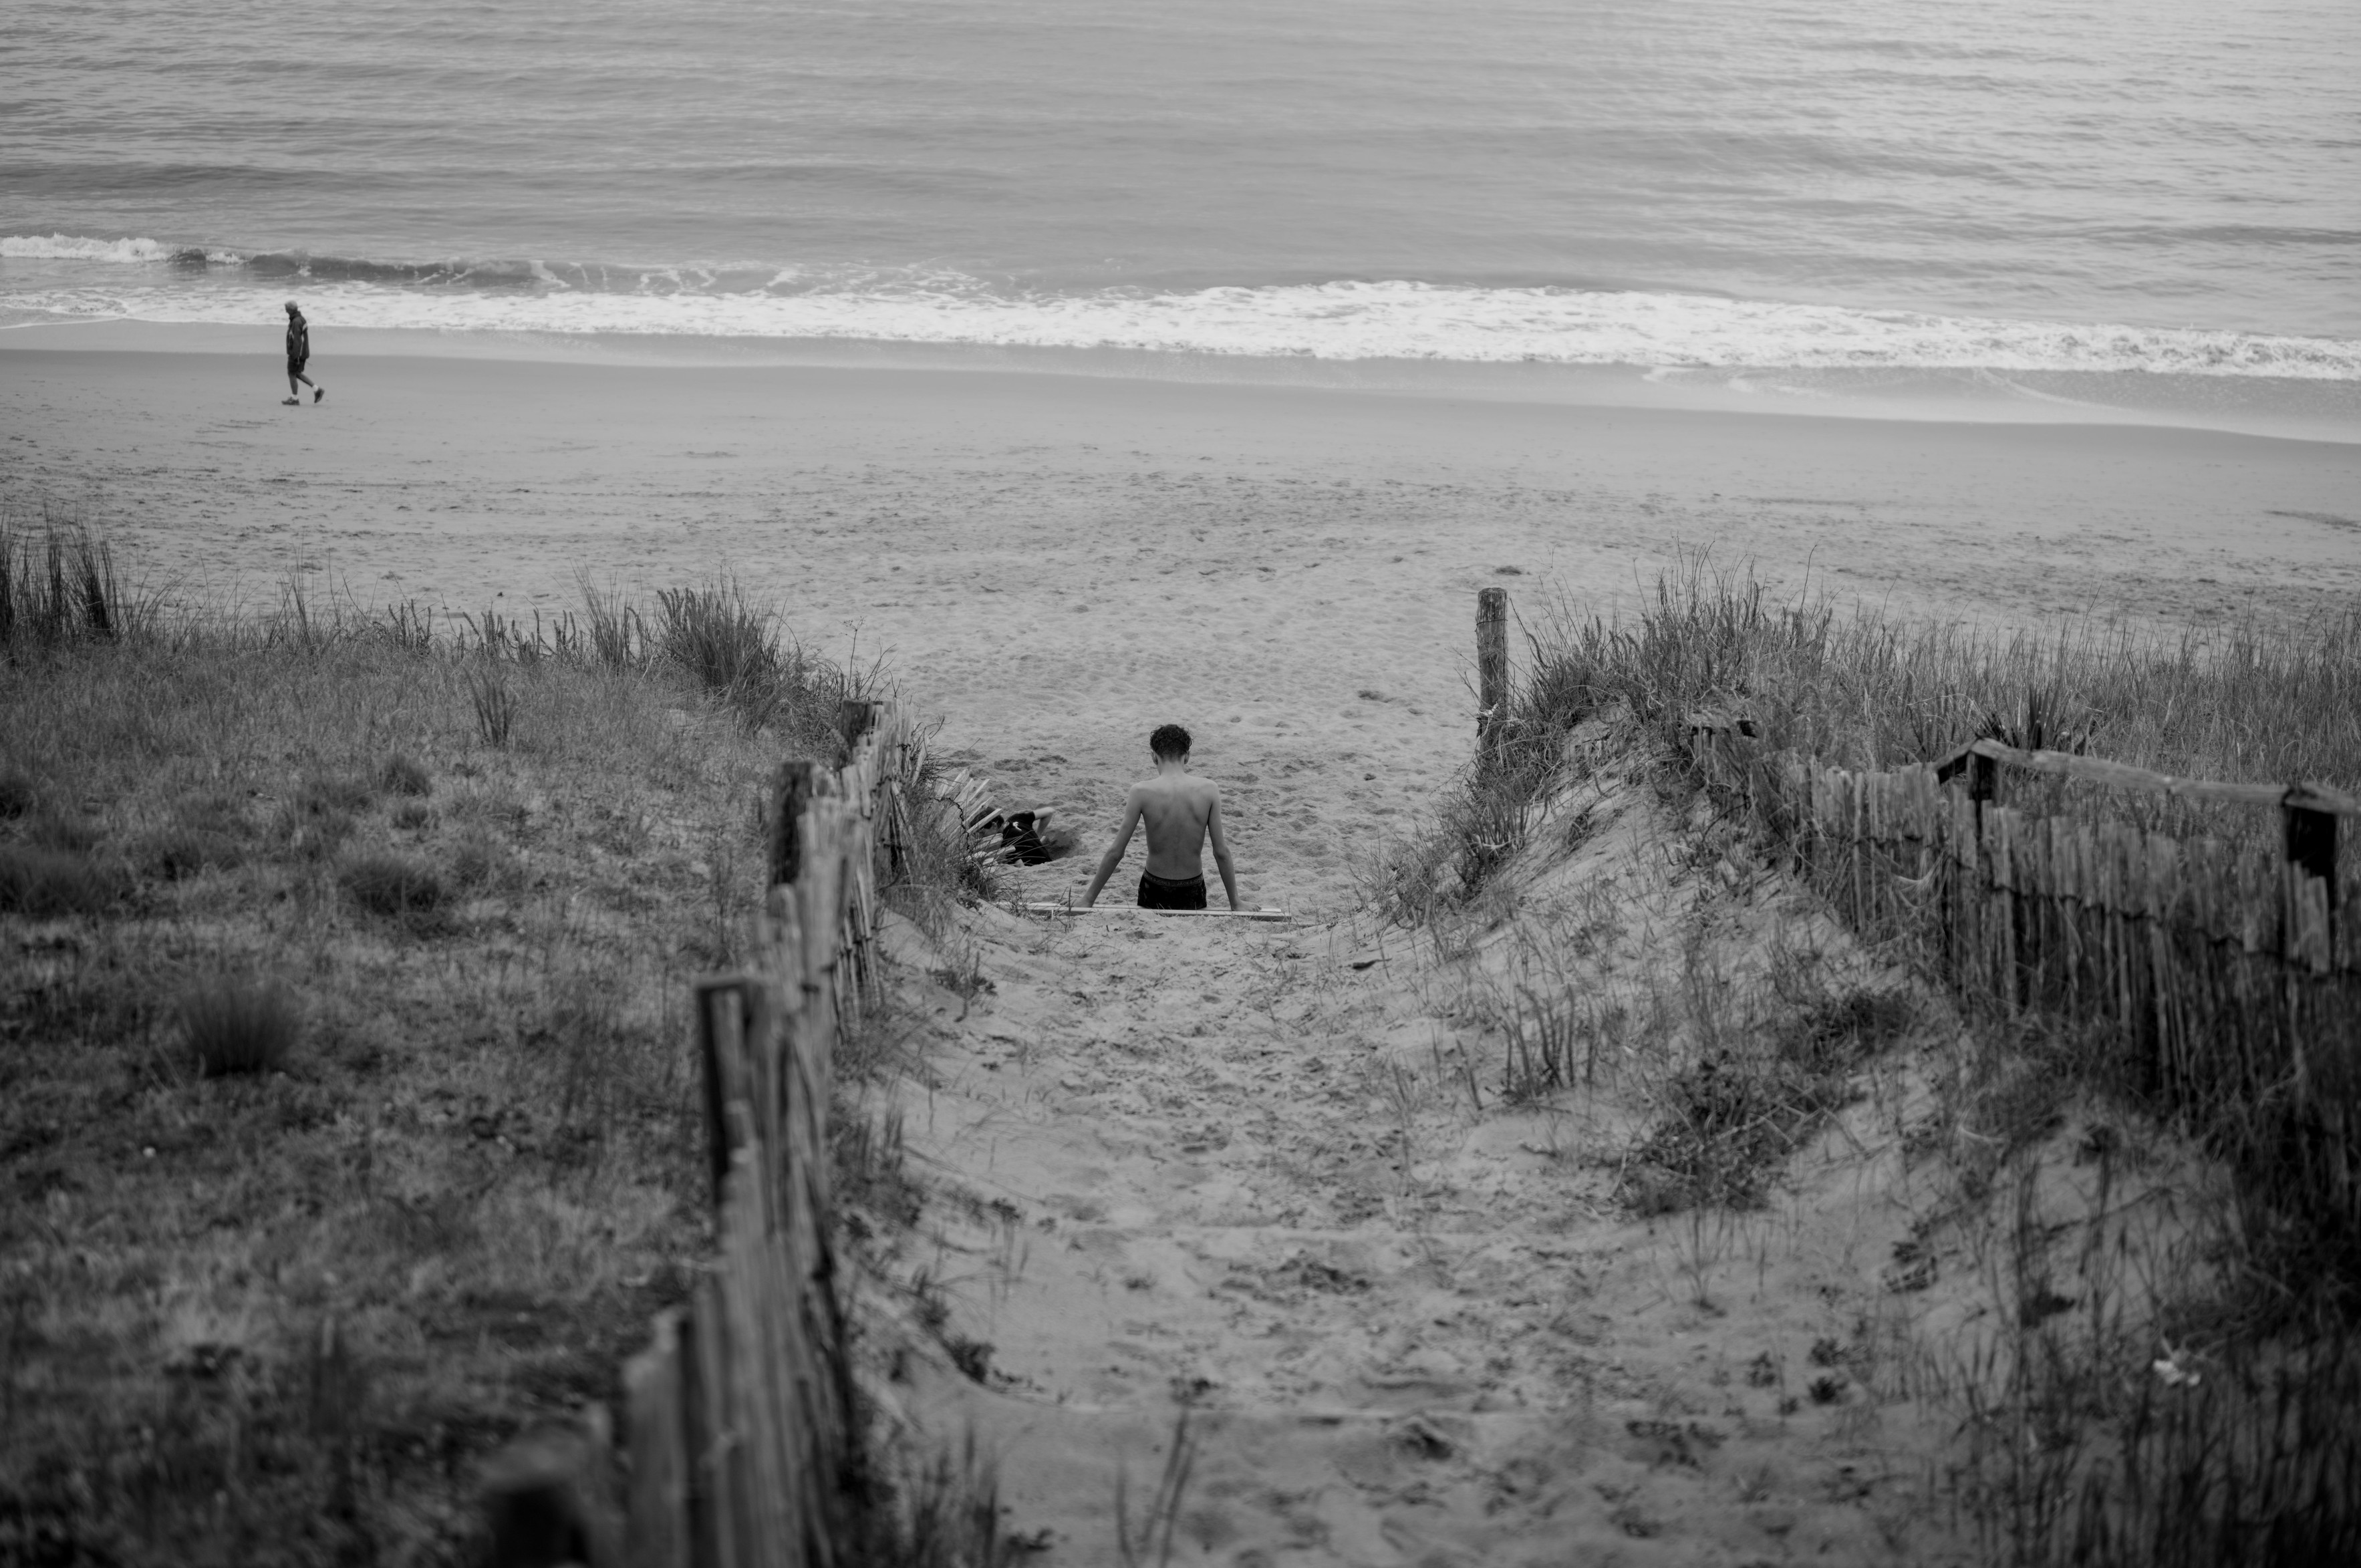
left=0, top=502, right=146, bottom=651
left=1539, top=557, right=2356, bottom=843
left=0, top=520, right=958, bottom=1563
left=1385, top=554, right=2358, bottom=921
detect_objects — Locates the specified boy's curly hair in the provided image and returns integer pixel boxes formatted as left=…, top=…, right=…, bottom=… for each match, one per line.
left=1149, top=724, right=1192, bottom=760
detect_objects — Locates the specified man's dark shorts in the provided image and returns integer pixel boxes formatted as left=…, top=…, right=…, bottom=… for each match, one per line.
left=1137, top=871, right=1208, bottom=911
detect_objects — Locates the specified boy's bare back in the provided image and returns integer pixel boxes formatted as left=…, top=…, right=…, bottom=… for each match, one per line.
left=1081, top=724, right=1241, bottom=910
left=1131, top=772, right=1222, bottom=879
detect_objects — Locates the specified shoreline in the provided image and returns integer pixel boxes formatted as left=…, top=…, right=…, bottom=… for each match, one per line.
left=9, top=318, right=2361, bottom=446
left=6, top=337, right=2358, bottom=911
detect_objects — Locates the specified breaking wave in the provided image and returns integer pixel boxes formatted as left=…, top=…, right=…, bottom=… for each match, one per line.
left=8, top=235, right=2358, bottom=379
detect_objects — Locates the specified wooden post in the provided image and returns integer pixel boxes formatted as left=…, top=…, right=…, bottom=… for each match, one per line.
left=688, top=1275, right=746, bottom=1568
left=624, top=1313, right=692, bottom=1568
left=1969, top=746, right=1999, bottom=826
left=771, top=760, right=816, bottom=889
left=837, top=699, right=882, bottom=756
left=742, top=978, right=782, bottom=1234
left=696, top=978, right=751, bottom=1213
left=2285, top=790, right=2338, bottom=949
left=482, top=1416, right=619, bottom=1568
left=1476, top=587, right=1508, bottom=767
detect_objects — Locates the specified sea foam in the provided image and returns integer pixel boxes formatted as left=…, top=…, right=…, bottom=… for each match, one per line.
left=7, top=240, right=2358, bottom=379
left=1, top=234, right=177, bottom=263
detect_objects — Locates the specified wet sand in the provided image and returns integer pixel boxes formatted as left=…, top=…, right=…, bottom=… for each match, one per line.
left=6, top=333, right=2358, bottom=911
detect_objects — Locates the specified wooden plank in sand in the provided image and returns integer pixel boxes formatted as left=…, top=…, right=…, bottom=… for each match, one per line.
left=1020, top=903, right=1294, bottom=921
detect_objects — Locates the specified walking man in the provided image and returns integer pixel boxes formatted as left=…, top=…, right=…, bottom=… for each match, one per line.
left=1080, top=724, right=1242, bottom=911
left=283, top=301, right=324, bottom=405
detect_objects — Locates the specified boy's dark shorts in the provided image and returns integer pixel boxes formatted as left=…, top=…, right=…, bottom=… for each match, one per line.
left=1137, top=871, right=1207, bottom=911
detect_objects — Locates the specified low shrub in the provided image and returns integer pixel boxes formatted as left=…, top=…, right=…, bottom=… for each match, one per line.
left=0, top=845, right=123, bottom=916
left=296, top=772, right=376, bottom=816
left=447, top=827, right=508, bottom=892
left=279, top=803, right=356, bottom=862
left=137, top=826, right=245, bottom=881
left=379, top=754, right=432, bottom=798
left=391, top=801, right=434, bottom=831
left=0, top=771, right=35, bottom=820
left=341, top=852, right=446, bottom=917
left=1621, top=968, right=1914, bottom=1215
left=178, top=977, right=301, bottom=1076
left=1624, top=1046, right=1852, bottom=1213
left=27, top=811, right=105, bottom=855
left=1766, top=975, right=1916, bottom=1076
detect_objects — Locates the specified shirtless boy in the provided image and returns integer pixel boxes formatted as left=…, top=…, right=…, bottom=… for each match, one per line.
left=1080, top=724, right=1241, bottom=911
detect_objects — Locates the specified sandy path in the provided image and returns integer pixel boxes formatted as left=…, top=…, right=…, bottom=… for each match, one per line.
left=873, top=771, right=1965, bottom=1567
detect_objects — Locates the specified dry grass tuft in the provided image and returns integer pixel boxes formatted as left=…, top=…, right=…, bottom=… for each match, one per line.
left=468, top=664, right=520, bottom=746
left=576, top=575, right=648, bottom=673
left=851, top=1429, right=1024, bottom=1568
left=0, top=503, right=148, bottom=652
left=340, top=850, right=448, bottom=919
left=656, top=579, right=779, bottom=699
left=178, top=977, right=303, bottom=1076
left=0, top=844, right=123, bottom=915
left=379, top=754, right=433, bottom=797
left=134, top=823, right=246, bottom=881
left=1611, top=945, right=1917, bottom=1213
left=881, top=723, right=1004, bottom=933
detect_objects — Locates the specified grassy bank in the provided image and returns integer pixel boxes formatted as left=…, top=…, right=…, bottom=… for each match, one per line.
left=1387, top=557, right=2358, bottom=921
left=1380, top=560, right=2361, bottom=1566
left=0, top=520, right=913, bottom=1563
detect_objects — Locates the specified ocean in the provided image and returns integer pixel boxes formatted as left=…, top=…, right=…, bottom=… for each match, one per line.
left=6, top=0, right=2358, bottom=413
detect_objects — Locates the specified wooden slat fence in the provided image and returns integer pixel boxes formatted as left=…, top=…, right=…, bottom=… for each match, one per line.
left=486, top=700, right=920, bottom=1568
left=1689, top=722, right=2360, bottom=1219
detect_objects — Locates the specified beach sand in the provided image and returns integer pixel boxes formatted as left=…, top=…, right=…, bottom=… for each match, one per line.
left=6, top=333, right=2356, bottom=913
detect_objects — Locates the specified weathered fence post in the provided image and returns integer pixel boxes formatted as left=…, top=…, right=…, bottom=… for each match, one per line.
left=1476, top=587, right=1508, bottom=768
left=696, top=979, right=752, bottom=1211
left=837, top=699, right=883, bottom=756
left=2286, top=787, right=2339, bottom=949
left=481, top=1412, right=620, bottom=1568
left=1968, top=745, right=1998, bottom=826
left=771, top=760, right=817, bottom=889
left=623, top=1312, right=691, bottom=1568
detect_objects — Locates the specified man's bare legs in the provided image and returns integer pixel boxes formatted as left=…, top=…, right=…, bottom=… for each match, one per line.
left=285, top=370, right=323, bottom=406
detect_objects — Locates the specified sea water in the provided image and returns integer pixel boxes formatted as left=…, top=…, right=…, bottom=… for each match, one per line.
left=5, top=0, right=2357, bottom=424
